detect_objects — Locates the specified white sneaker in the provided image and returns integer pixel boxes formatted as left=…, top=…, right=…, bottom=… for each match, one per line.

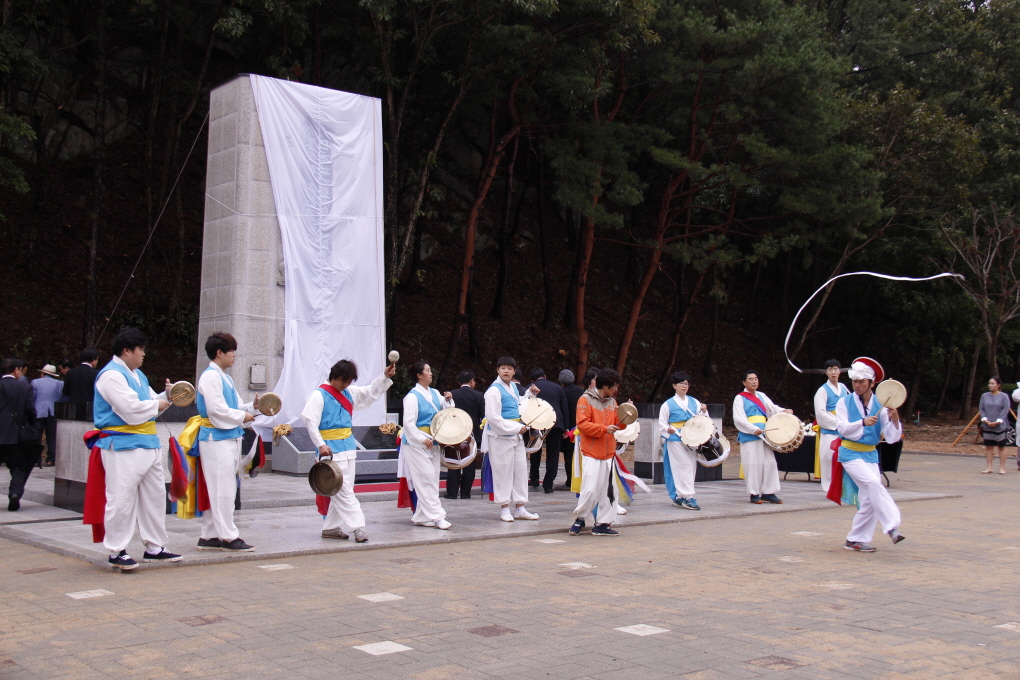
left=514, top=508, right=539, bottom=520
left=435, top=519, right=451, bottom=530
left=414, top=520, right=436, bottom=527
left=616, top=505, right=628, bottom=515
left=500, top=509, right=515, bottom=522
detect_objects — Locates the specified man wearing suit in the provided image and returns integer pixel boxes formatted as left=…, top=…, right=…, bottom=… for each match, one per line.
left=447, top=371, right=484, bottom=499
left=528, top=368, right=569, bottom=493
left=32, top=364, right=64, bottom=466
left=63, top=349, right=100, bottom=403
left=0, top=358, right=40, bottom=511
left=559, top=369, right=584, bottom=491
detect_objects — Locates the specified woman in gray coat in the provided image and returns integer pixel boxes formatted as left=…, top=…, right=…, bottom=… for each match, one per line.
left=980, top=377, right=1012, bottom=474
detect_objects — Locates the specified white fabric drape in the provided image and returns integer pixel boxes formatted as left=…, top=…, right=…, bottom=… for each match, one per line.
left=251, top=75, right=386, bottom=429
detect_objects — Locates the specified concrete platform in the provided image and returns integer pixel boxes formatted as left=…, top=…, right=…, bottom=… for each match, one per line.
left=0, top=470, right=955, bottom=570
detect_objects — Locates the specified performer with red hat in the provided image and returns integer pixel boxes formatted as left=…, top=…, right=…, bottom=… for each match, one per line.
left=833, top=357, right=905, bottom=552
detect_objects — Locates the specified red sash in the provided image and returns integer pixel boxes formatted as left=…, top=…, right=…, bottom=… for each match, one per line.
left=739, top=391, right=768, bottom=415
left=826, top=438, right=844, bottom=505
left=315, top=384, right=354, bottom=515
left=320, top=384, right=354, bottom=414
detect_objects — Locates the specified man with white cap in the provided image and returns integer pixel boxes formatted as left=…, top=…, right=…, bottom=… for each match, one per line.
left=32, top=364, right=64, bottom=466
left=732, top=370, right=793, bottom=504
left=833, top=356, right=905, bottom=552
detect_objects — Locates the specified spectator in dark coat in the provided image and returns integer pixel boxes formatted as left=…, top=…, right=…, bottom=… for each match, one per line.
left=558, top=369, right=585, bottom=490
left=528, top=367, right=569, bottom=493
left=0, top=358, right=40, bottom=510
left=447, top=371, right=485, bottom=499
left=62, top=349, right=99, bottom=403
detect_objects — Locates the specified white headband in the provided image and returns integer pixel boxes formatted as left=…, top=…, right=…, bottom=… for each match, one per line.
left=847, top=361, right=875, bottom=381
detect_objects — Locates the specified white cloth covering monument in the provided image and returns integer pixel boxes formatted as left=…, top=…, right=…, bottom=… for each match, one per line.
left=198, top=75, right=386, bottom=445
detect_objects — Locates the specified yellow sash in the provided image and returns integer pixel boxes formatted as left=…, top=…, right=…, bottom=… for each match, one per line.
left=748, top=415, right=767, bottom=425
left=105, top=422, right=157, bottom=435
left=178, top=416, right=215, bottom=454
left=812, top=424, right=821, bottom=478
left=670, top=420, right=687, bottom=429
left=418, top=425, right=432, bottom=435
left=841, top=440, right=876, bottom=453
left=320, top=427, right=352, bottom=441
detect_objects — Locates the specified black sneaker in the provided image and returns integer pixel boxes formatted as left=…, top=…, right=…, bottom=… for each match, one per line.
left=109, top=550, right=138, bottom=570
left=569, top=518, right=585, bottom=536
left=544, top=488, right=554, bottom=494
left=197, top=537, right=223, bottom=550
left=749, top=495, right=762, bottom=504
left=591, top=523, right=619, bottom=536
left=143, top=548, right=183, bottom=562
left=761, top=494, right=783, bottom=504
left=220, top=538, right=255, bottom=552
left=8, top=495, right=20, bottom=511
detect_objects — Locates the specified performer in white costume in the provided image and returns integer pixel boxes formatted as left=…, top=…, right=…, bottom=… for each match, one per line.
left=483, top=356, right=540, bottom=522
left=813, top=359, right=849, bottom=493
left=834, top=357, right=905, bottom=552
left=195, top=332, right=259, bottom=552
left=91, top=327, right=180, bottom=569
left=301, top=359, right=394, bottom=543
left=732, top=370, right=793, bottom=504
left=658, top=371, right=708, bottom=510
left=400, top=361, right=455, bottom=529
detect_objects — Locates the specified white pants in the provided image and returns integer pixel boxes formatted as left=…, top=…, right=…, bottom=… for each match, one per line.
left=488, top=436, right=529, bottom=506
left=572, top=456, right=617, bottom=525
left=403, top=442, right=446, bottom=523
left=819, top=433, right=838, bottom=493
left=323, top=457, right=365, bottom=532
left=842, top=459, right=901, bottom=543
left=199, top=438, right=241, bottom=542
left=742, top=439, right=780, bottom=495
left=100, top=447, right=168, bottom=554
left=666, top=440, right=697, bottom=498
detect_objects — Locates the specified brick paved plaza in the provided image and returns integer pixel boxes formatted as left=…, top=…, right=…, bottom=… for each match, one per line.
left=1, top=451, right=1019, bottom=679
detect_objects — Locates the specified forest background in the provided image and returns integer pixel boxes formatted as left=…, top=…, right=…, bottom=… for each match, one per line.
left=0, top=0, right=1018, bottom=418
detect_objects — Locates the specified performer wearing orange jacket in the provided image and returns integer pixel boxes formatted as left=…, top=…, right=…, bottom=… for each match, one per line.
left=569, top=368, right=622, bottom=537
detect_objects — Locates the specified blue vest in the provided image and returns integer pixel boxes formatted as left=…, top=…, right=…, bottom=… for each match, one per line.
left=838, top=393, right=881, bottom=463
left=413, top=388, right=443, bottom=428
left=93, top=360, right=161, bottom=451
left=196, top=368, right=244, bottom=441
left=319, top=387, right=355, bottom=453
left=496, top=382, right=520, bottom=420
left=665, top=396, right=700, bottom=442
left=820, top=382, right=847, bottom=435
left=737, top=396, right=767, bottom=444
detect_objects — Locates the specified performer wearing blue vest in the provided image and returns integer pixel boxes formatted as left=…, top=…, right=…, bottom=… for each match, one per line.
left=195, top=332, right=259, bottom=552
left=835, top=357, right=904, bottom=552
left=732, top=370, right=793, bottom=504
left=301, top=359, right=394, bottom=542
left=93, top=327, right=180, bottom=569
left=813, top=359, right=849, bottom=493
left=658, top=371, right=708, bottom=510
left=400, top=361, right=455, bottom=529
left=482, top=356, right=540, bottom=522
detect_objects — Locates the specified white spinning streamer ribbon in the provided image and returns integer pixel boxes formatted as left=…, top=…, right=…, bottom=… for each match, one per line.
left=784, top=271, right=964, bottom=374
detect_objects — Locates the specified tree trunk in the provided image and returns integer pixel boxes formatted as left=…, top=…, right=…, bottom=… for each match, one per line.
left=84, top=0, right=107, bottom=348
left=702, top=300, right=720, bottom=379
left=489, top=137, right=518, bottom=319
left=537, top=154, right=554, bottom=328
left=574, top=209, right=597, bottom=379
left=439, top=105, right=521, bottom=383
left=564, top=214, right=582, bottom=331
left=934, top=350, right=954, bottom=415
left=960, top=344, right=981, bottom=420
left=904, top=343, right=927, bottom=418
left=648, top=265, right=708, bottom=400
